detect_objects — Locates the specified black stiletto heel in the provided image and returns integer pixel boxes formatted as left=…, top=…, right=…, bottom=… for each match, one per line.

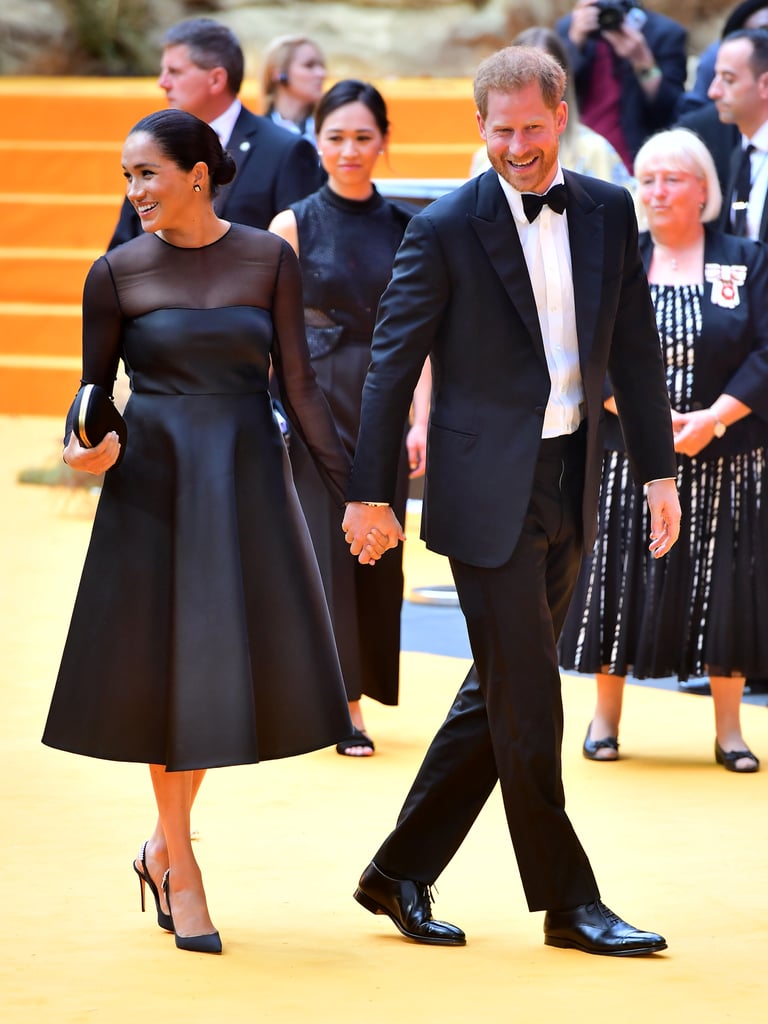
left=162, top=870, right=222, bottom=954
left=133, top=841, right=174, bottom=932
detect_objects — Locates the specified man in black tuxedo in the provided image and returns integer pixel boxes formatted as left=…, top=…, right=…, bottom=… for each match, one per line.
left=342, top=46, right=681, bottom=956
left=709, top=27, right=768, bottom=243
left=108, top=18, right=322, bottom=249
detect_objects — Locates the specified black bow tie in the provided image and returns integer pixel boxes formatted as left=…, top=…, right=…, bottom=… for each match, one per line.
left=521, top=184, right=567, bottom=222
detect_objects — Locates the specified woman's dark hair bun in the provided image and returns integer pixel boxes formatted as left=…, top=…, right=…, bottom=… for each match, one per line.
left=213, top=150, right=237, bottom=187
left=127, top=109, right=237, bottom=198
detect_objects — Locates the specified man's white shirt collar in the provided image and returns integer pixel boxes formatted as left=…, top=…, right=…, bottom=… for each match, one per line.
left=496, top=165, right=566, bottom=224
left=209, top=99, right=242, bottom=149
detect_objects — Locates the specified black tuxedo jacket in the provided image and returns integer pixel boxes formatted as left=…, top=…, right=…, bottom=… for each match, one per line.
left=719, top=141, right=768, bottom=243
left=108, top=105, right=323, bottom=249
left=556, top=10, right=687, bottom=159
left=347, top=170, right=677, bottom=569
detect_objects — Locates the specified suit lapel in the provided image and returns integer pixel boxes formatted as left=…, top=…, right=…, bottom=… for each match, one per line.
left=563, top=171, right=604, bottom=367
left=469, top=170, right=605, bottom=368
left=469, top=172, right=546, bottom=364
left=217, top=109, right=257, bottom=216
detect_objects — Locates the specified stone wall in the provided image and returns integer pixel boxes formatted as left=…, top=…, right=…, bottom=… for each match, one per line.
left=0, top=1, right=738, bottom=79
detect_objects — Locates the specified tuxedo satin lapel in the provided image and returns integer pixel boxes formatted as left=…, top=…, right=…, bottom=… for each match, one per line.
left=469, top=174, right=546, bottom=364
left=564, top=174, right=603, bottom=366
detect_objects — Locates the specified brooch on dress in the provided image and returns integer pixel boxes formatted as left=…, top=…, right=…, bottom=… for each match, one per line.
left=704, top=263, right=747, bottom=309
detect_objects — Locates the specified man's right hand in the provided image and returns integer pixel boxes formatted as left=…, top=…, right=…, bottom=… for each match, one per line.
left=342, top=502, right=405, bottom=565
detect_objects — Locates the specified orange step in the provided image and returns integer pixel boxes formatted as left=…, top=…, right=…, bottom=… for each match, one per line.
left=0, top=248, right=97, bottom=304
left=0, top=78, right=161, bottom=142
left=0, top=141, right=123, bottom=194
left=0, top=77, right=479, bottom=148
left=0, top=302, right=81, bottom=356
left=0, top=194, right=122, bottom=250
left=0, top=362, right=79, bottom=416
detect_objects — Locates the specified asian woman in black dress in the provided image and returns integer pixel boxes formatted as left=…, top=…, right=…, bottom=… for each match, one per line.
left=270, top=81, right=431, bottom=756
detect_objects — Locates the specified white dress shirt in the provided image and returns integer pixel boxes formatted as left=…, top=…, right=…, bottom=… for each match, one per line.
left=209, top=99, right=242, bottom=148
left=739, top=118, right=768, bottom=241
left=496, top=168, right=584, bottom=438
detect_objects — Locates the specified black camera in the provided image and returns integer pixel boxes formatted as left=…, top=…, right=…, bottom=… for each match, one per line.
left=594, top=0, right=634, bottom=31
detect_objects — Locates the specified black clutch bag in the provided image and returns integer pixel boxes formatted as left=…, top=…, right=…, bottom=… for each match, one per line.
left=70, top=384, right=127, bottom=466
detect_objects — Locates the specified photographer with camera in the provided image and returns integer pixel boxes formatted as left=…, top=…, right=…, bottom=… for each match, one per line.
left=556, top=0, right=687, bottom=170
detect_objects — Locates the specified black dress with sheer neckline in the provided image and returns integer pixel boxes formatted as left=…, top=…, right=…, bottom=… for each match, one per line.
left=43, top=225, right=352, bottom=769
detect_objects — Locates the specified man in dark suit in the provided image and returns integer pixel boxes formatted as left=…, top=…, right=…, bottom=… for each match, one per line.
left=710, top=27, right=768, bottom=697
left=709, top=27, right=768, bottom=242
left=342, top=46, right=681, bottom=956
left=108, top=18, right=322, bottom=249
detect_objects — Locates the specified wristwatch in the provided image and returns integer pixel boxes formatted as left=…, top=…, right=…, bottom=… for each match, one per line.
left=637, top=65, right=662, bottom=83
left=712, top=417, right=727, bottom=438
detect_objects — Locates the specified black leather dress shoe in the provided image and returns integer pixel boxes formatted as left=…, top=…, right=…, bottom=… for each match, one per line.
left=544, top=900, right=667, bottom=956
left=354, top=861, right=466, bottom=946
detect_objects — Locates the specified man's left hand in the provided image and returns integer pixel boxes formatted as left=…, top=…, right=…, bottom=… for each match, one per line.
left=646, top=478, right=681, bottom=559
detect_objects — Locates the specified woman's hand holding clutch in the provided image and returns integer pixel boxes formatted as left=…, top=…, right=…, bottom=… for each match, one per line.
left=63, top=431, right=122, bottom=474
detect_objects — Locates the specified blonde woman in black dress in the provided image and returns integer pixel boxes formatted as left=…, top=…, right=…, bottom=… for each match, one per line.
left=43, top=110, right=355, bottom=953
left=270, top=81, right=430, bottom=756
left=560, top=128, right=768, bottom=772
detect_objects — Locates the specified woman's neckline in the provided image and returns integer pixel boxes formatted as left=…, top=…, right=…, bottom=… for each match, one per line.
left=154, top=223, right=233, bottom=250
left=321, top=184, right=382, bottom=212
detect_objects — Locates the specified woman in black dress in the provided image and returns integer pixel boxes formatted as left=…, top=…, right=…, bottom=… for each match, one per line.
left=43, top=110, right=356, bottom=952
left=269, top=81, right=430, bottom=756
left=559, top=128, right=768, bottom=772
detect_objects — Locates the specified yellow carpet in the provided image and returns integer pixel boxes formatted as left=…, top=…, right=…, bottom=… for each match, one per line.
left=2, top=415, right=767, bottom=1023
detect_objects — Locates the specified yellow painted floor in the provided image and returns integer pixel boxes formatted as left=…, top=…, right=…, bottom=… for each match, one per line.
left=2, top=415, right=767, bottom=1023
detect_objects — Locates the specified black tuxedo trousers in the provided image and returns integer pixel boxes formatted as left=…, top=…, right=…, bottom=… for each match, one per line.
left=375, top=426, right=600, bottom=912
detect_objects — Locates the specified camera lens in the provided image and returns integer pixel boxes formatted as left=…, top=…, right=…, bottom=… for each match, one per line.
left=596, top=0, right=627, bottom=31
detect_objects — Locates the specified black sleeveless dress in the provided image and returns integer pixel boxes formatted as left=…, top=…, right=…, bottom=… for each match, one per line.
left=287, top=185, right=413, bottom=705
left=42, top=225, right=352, bottom=770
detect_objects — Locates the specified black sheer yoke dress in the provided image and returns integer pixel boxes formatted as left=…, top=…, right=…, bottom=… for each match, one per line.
left=286, top=185, right=414, bottom=707
left=43, top=225, right=353, bottom=770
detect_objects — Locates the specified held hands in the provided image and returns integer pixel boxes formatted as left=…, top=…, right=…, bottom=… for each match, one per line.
left=63, top=430, right=121, bottom=474
left=342, top=502, right=405, bottom=565
left=646, top=479, right=681, bottom=559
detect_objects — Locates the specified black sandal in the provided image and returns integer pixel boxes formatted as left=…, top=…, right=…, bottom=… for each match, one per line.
left=583, top=722, right=619, bottom=761
left=336, top=727, right=375, bottom=757
left=715, top=740, right=760, bottom=773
